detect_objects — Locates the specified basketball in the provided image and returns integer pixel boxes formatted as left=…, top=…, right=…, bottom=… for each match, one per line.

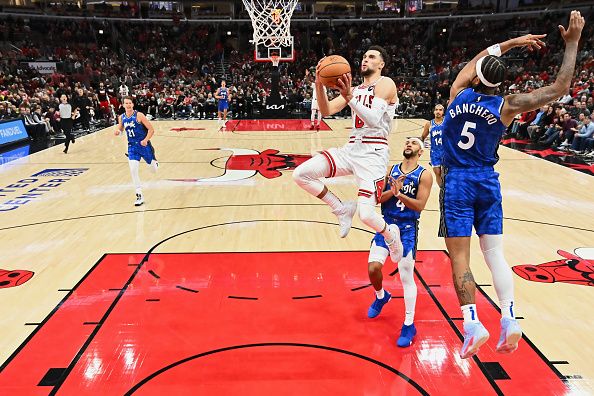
left=318, top=55, right=351, bottom=88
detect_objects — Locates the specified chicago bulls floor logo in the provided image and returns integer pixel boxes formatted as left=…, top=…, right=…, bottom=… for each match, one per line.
left=512, top=248, right=594, bottom=287
left=0, top=268, right=34, bottom=289
left=172, top=148, right=311, bottom=183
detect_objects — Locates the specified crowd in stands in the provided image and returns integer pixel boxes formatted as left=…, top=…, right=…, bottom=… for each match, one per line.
left=0, top=9, right=593, bottom=154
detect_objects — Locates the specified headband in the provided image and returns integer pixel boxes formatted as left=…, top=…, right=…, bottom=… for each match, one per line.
left=476, top=56, right=502, bottom=88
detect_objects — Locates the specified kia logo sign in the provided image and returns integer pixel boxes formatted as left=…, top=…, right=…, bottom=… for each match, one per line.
left=266, top=104, right=285, bottom=110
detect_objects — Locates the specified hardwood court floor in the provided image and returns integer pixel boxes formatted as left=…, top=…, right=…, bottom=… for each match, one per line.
left=0, top=118, right=592, bottom=395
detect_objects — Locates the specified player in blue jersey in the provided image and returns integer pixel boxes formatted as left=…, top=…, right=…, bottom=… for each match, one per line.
left=115, top=96, right=158, bottom=206
left=215, top=80, right=231, bottom=128
left=421, top=104, right=445, bottom=186
left=441, top=11, right=584, bottom=359
left=367, top=137, right=433, bottom=347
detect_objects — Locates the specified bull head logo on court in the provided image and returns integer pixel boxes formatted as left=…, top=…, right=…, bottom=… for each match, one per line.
left=512, top=248, right=594, bottom=287
left=0, top=269, right=34, bottom=289
left=171, top=148, right=311, bottom=183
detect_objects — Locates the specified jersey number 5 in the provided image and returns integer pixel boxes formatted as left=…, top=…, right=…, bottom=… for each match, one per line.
left=458, top=121, right=476, bottom=150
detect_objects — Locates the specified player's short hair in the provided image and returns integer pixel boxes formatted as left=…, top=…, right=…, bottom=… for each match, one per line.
left=123, top=96, right=134, bottom=103
left=478, top=55, right=506, bottom=87
left=435, top=104, right=445, bottom=109
left=368, top=45, right=389, bottom=69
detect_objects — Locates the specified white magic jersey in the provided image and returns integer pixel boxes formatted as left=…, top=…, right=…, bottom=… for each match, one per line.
left=351, top=76, right=396, bottom=139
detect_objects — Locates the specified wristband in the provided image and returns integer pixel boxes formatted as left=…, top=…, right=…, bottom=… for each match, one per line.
left=487, top=44, right=502, bottom=57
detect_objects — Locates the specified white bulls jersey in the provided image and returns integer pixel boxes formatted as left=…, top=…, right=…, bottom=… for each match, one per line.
left=311, top=82, right=326, bottom=110
left=351, top=76, right=397, bottom=139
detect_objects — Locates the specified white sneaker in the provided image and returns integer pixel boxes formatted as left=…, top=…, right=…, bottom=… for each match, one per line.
left=134, top=193, right=144, bottom=206
left=385, top=224, right=403, bottom=263
left=333, top=201, right=357, bottom=238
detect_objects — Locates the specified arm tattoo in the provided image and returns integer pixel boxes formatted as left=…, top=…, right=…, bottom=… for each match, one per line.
left=506, top=42, right=579, bottom=114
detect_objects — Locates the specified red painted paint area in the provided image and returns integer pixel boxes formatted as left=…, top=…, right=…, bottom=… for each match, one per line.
left=0, top=251, right=568, bottom=395
left=229, top=119, right=332, bottom=131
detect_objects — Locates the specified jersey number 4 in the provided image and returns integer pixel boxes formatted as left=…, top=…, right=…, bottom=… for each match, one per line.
left=457, top=121, right=476, bottom=150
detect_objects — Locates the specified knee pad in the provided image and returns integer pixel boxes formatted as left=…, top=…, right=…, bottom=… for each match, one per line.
left=358, top=201, right=377, bottom=224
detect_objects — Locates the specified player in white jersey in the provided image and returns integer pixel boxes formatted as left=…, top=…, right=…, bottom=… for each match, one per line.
left=293, top=46, right=403, bottom=262
left=310, top=81, right=325, bottom=130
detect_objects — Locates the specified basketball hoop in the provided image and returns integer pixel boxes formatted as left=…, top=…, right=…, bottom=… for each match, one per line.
left=270, top=54, right=280, bottom=67
left=243, top=0, right=298, bottom=60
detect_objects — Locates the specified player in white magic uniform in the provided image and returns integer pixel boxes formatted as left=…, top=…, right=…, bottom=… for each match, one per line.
left=293, top=46, right=403, bottom=262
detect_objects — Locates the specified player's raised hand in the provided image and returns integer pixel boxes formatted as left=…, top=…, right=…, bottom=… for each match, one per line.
left=389, top=175, right=406, bottom=196
left=335, top=73, right=352, bottom=100
left=559, top=10, right=585, bottom=44
left=511, top=34, right=547, bottom=52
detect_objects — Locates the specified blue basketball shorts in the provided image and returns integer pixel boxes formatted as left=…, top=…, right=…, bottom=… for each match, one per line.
left=429, top=147, right=443, bottom=167
left=439, top=167, right=503, bottom=237
left=370, top=220, right=418, bottom=263
left=128, top=142, right=156, bottom=164
left=218, top=101, right=229, bottom=111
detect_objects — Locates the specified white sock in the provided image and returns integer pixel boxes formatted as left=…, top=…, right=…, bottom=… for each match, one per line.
left=375, top=288, right=385, bottom=299
left=323, top=190, right=344, bottom=212
left=462, top=304, right=479, bottom=323
left=129, top=160, right=142, bottom=191
left=501, top=300, right=515, bottom=319
left=135, top=188, right=142, bottom=195
left=381, top=223, right=393, bottom=242
left=399, top=253, right=417, bottom=326
left=479, top=235, right=515, bottom=320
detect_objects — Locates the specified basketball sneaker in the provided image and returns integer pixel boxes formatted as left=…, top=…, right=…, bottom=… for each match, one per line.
left=496, top=317, right=522, bottom=354
left=385, top=224, right=403, bottom=263
left=333, top=201, right=357, bottom=238
left=460, top=321, right=490, bottom=359
left=134, top=193, right=144, bottom=207
left=397, top=323, right=417, bottom=347
left=367, top=290, right=391, bottom=318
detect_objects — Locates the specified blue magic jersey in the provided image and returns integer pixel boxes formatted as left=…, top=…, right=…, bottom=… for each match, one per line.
left=430, top=119, right=444, bottom=149
left=122, top=111, right=148, bottom=144
left=442, top=88, right=506, bottom=168
left=382, top=164, right=425, bottom=223
left=429, top=119, right=445, bottom=166
left=218, top=87, right=229, bottom=103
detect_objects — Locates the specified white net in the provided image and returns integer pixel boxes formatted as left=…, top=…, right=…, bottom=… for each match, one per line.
left=242, top=0, right=299, bottom=49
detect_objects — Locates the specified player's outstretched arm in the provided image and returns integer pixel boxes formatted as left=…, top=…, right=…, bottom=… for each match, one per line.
left=421, top=121, right=430, bottom=141
left=449, top=35, right=546, bottom=103
left=337, top=74, right=396, bottom=128
left=501, top=11, right=585, bottom=126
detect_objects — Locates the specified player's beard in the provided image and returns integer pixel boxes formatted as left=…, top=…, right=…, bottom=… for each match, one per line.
left=361, top=67, right=373, bottom=77
left=403, top=149, right=417, bottom=159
